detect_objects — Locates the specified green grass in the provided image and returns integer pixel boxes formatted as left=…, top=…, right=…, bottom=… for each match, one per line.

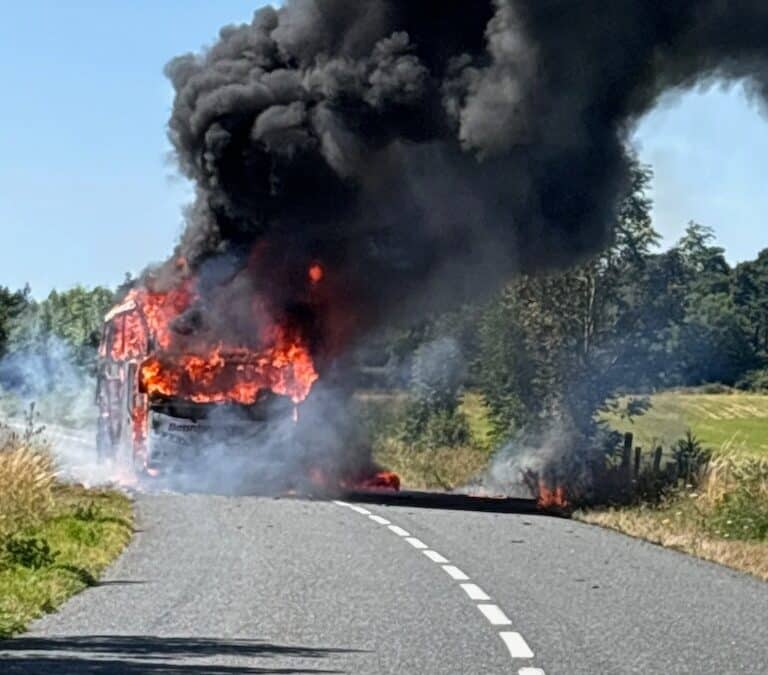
left=603, top=391, right=768, bottom=458
left=0, top=485, right=133, bottom=637
left=357, top=390, right=497, bottom=489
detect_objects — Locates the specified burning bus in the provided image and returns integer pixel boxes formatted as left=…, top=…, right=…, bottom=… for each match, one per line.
left=95, top=266, right=319, bottom=478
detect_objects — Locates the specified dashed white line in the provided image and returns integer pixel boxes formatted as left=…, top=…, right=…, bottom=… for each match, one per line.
left=388, top=525, right=410, bottom=537
left=500, top=632, right=535, bottom=659
left=442, top=564, right=470, bottom=581
left=478, top=604, right=512, bottom=626
left=423, top=550, right=449, bottom=564
left=334, top=501, right=544, bottom=672
left=348, top=505, right=371, bottom=515
left=369, top=514, right=391, bottom=525
left=460, top=583, right=490, bottom=601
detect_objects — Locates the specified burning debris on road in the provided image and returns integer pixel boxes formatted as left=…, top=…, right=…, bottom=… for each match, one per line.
left=99, top=0, right=768, bottom=496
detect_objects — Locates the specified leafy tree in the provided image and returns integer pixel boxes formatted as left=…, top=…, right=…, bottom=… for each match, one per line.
left=477, top=158, right=664, bottom=440
left=0, top=285, right=31, bottom=359
left=673, top=222, right=756, bottom=384
left=733, top=248, right=768, bottom=361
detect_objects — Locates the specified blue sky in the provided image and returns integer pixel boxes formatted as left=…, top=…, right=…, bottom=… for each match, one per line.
left=1, top=2, right=767, bottom=297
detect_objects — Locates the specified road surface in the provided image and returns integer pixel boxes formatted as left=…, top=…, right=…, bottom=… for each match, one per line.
left=2, top=492, right=767, bottom=674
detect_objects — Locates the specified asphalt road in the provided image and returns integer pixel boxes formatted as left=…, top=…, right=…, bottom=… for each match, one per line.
left=2, top=492, right=768, bottom=674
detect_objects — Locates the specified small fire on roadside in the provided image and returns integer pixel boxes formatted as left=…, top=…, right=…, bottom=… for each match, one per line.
left=522, top=469, right=570, bottom=511
left=536, top=482, right=569, bottom=510
left=309, top=466, right=401, bottom=494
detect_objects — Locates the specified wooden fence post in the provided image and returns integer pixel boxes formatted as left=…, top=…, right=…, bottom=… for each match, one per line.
left=621, top=433, right=633, bottom=471
left=652, top=446, right=663, bottom=475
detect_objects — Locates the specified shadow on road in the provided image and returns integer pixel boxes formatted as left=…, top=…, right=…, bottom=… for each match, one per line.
left=0, top=635, right=363, bottom=674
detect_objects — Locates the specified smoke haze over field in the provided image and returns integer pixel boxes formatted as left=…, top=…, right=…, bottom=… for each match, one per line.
left=163, top=0, right=768, bottom=344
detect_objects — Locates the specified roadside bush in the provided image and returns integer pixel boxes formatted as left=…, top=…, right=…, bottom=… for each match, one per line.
left=672, top=430, right=712, bottom=485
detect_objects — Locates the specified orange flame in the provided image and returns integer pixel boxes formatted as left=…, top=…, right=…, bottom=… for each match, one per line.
left=308, top=263, right=324, bottom=284
left=537, top=482, right=569, bottom=509
left=107, top=273, right=318, bottom=406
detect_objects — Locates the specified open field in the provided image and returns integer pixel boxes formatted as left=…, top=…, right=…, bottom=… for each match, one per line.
left=603, top=391, right=768, bottom=458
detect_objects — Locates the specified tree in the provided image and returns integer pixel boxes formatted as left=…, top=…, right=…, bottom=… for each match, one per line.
left=733, top=248, right=768, bottom=361
left=0, top=285, right=31, bottom=360
left=672, top=222, right=756, bottom=384
left=477, top=158, right=664, bottom=441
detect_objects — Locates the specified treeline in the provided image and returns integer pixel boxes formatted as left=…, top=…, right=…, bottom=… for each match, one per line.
left=369, top=161, right=768, bottom=450
left=0, top=285, right=117, bottom=395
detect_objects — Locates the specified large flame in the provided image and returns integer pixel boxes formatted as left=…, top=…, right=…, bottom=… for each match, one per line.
left=106, top=271, right=318, bottom=406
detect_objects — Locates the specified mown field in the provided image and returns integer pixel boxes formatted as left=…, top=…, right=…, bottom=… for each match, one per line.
left=603, top=391, right=768, bottom=458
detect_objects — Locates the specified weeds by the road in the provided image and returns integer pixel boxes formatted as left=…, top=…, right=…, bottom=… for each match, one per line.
left=0, top=423, right=133, bottom=638
left=374, top=437, right=492, bottom=490
left=580, top=453, right=768, bottom=580
left=359, top=392, right=495, bottom=489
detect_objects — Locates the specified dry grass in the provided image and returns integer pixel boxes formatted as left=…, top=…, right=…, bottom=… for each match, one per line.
left=702, top=454, right=768, bottom=504
left=581, top=505, right=768, bottom=580
left=0, top=429, right=56, bottom=541
left=374, top=437, right=491, bottom=490
left=580, top=455, right=768, bottom=581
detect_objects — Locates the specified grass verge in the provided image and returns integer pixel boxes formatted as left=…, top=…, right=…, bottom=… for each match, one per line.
left=0, top=426, right=133, bottom=638
left=578, top=454, right=768, bottom=581
left=0, top=485, right=133, bottom=638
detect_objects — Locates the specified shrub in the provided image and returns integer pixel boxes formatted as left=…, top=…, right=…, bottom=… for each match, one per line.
left=672, top=430, right=712, bottom=485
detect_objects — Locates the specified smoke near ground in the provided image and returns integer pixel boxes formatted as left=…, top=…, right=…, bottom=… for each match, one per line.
left=164, top=0, right=768, bottom=345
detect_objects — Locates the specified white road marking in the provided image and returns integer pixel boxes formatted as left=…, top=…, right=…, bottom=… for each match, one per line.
left=423, top=550, right=449, bottom=564
left=477, top=604, right=512, bottom=626
left=442, top=565, right=469, bottom=581
left=348, top=505, right=371, bottom=515
left=500, top=632, right=535, bottom=659
left=369, top=515, right=391, bottom=525
left=388, top=525, right=410, bottom=537
left=332, top=501, right=543, bottom=669
left=460, top=583, right=490, bottom=601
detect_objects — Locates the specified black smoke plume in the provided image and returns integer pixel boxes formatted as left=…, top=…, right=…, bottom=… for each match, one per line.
left=164, top=0, right=768, bottom=349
